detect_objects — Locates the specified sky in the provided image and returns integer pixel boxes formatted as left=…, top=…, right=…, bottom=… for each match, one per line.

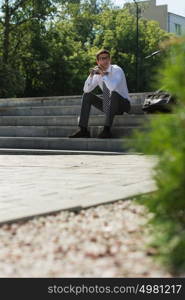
left=113, top=0, right=185, bottom=17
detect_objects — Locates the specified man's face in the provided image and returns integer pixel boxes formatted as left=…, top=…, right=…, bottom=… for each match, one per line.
left=97, top=53, right=111, bottom=70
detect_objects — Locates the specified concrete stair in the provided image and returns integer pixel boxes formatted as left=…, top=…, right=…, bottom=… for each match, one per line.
left=0, top=93, right=151, bottom=152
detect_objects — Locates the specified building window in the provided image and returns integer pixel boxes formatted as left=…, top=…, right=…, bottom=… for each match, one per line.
left=175, top=23, right=181, bottom=35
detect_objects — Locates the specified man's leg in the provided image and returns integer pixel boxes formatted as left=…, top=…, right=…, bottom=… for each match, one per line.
left=79, top=92, right=103, bottom=128
left=98, top=92, right=131, bottom=138
left=104, top=91, right=130, bottom=127
left=69, top=92, right=103, bottom=138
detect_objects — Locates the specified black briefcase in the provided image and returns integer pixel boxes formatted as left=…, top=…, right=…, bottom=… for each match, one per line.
left=142, top=90, right=176, bottom=113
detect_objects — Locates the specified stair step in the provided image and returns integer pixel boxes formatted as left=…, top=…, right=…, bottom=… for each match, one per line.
left=0, top=96, right=81, bottom=107
left=0, top=137, right=133, bottom=152
left=0, top=125, right=143, bottom=138
left=0, top=94, right=151, bottom=152
left=0, top=104, right=144, bottom=116
left=0, top=92, right=151, bottom=107
left=0, top=115, right=148, bottom=126
left=0, top=148, right=125, bottom=155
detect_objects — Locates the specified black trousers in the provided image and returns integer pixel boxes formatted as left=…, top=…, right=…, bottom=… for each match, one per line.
left=79, top=92, right=131, bottom=128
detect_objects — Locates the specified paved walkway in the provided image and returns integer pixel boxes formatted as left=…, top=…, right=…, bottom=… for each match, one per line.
left=0, top=154, right=157, bottom=224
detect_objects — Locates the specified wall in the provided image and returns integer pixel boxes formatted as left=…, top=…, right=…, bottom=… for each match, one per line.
left=168, top=13, right=185, bottom=35
left=141, top=0, right=168, bottom=31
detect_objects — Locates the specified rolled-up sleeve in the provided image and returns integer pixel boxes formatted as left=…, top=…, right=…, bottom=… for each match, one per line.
left=83, top=75, right=99, bottom=93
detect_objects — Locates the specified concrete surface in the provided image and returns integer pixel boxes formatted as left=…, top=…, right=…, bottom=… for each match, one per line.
left=0, top=154, right=157, bottom=224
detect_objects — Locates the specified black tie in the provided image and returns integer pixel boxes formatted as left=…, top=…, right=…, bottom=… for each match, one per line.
left=102, top=81, right=111, bottom=113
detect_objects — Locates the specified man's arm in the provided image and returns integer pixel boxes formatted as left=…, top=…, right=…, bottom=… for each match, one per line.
left=83, top=69, right=100, bottom=93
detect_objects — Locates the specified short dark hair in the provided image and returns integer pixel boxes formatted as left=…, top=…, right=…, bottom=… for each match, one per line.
left=96, top=49, right=110, bottom=60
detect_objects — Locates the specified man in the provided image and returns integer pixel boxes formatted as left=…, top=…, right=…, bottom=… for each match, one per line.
left=69, top=49, right=131, bottom=139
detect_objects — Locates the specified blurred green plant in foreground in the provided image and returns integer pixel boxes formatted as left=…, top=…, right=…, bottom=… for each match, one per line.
left=132, top=36, right=185, bottom=274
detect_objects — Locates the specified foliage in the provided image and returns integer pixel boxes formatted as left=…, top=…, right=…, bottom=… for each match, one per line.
left=0, top=0, right=170, bottom=97
left=90, top=7, right=169, bottom=92
left=133, top=37, right=185, bottom=274
left=0, top=0, right=61, bottom=96
left=0, top=61, right=25, bottom=97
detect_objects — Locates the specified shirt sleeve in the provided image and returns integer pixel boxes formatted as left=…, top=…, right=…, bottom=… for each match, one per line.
left=102, top=67, right=125, bottom=92
left=83, top=75, right=99, bottom=93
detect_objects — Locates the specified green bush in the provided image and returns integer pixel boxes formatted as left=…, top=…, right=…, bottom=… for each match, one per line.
left=132, top=37, right=185, bottom=274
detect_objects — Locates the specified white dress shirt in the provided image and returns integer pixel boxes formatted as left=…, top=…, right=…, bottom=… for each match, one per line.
left=83, top=64, right=131, bottom=101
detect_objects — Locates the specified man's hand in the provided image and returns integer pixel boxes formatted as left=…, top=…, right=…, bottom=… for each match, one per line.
left=97, top=67, right=105, bottom=76
left=97, top=65, right=109, bottom=76
left=90, top=65, right=104, bottom=77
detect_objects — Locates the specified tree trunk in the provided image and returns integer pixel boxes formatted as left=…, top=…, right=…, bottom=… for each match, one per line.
left=3, top=0, right=10, bottom=64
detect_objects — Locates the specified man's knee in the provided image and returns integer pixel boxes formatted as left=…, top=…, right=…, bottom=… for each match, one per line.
left=83, top=92, right=93, bottom=101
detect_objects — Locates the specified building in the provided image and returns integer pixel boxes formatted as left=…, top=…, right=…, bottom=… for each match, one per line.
left=140, top=0, right=185, bottom=35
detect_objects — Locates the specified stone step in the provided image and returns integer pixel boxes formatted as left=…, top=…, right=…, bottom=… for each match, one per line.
left=0, top=104, right=144, bottom=116
left=0, top=96, right=81, bottom=107
left=0, top=125, right=143, bottom=138
left=0, top=115, right=148, bottom=126
left=0, top=92, right=151, bottom=107
left=0, top=94, right=151, bottom=152
left=0, top=137, right=133, bottom=152
left=0, top=148, right=127, bottom=155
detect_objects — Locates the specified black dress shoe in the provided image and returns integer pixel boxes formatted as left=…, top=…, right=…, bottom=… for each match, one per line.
left=69, top=129, right=91, bottom=138
left=97, top=128, right=112, bottom=139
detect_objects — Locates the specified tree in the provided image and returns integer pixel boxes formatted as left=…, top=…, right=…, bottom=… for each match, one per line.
left=0, top=0, right=171, bottom=97
left=0, top=0, right=60, bottom=64
left=88, top=7, right=169, bottom=91
left=0, top=0, right=61, bottom=96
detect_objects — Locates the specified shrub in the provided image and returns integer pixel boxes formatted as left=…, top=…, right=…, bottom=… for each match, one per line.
left=132, top=37, right=185, bottom=274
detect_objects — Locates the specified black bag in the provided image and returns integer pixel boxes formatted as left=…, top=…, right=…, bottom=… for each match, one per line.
left=142, top=90, right=176, bottom=113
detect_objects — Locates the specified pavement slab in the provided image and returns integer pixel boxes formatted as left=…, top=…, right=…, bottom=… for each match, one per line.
left=0, top=154, right=157, bottom=224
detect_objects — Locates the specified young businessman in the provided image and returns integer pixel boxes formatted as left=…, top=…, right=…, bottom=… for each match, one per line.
left=69, top=49, right=131, bottom=139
